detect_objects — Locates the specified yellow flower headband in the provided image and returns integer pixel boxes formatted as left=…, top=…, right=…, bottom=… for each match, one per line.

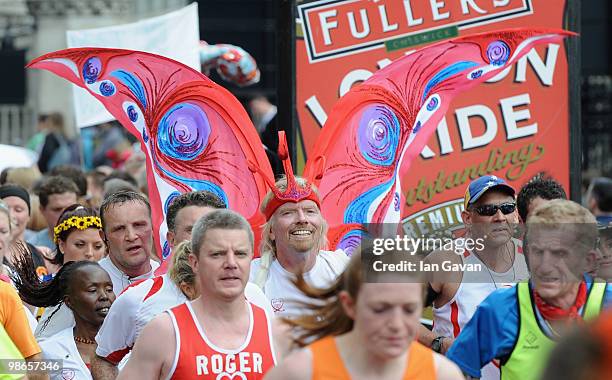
left=53, top=215, right=103, bottom=243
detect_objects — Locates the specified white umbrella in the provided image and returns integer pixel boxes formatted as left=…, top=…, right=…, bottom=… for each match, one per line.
left=0, top=144, right=38, bottom=172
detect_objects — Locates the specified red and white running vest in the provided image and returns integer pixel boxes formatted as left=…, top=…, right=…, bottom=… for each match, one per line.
left=166, top=301, right=276, bottom=379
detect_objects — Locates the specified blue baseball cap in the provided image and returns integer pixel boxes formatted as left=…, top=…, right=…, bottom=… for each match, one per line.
left=464, top=175, right=515, bottom=209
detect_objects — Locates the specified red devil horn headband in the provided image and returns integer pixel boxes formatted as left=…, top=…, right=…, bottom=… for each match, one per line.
left=248, top=131, right=325, bottom=219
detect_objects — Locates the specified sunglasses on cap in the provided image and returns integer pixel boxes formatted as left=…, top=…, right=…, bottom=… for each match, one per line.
left=472, top=202, right=516, bottom=216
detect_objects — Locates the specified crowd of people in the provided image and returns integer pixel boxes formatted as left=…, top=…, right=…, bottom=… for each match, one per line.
left=1, top=115, right=612, bottom=379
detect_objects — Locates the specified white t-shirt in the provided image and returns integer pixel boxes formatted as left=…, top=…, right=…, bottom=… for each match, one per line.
left=4, top=265, right=37, bottom=332
left=98, top=256, right=160, bottom=296
left=39, top=326, right=92, bottom=380
left=36, top=257, right=160, bottom=341
left=95, top=274, right=272, bottom=365
left=35, top=303, right=74, bottom=341
left=249, top=249, right=349, bottom=318
left=23, top=305, right=37, bottom=332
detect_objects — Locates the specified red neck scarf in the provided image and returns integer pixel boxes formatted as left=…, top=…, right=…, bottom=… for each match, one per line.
left=533, top=281, right=587, bottom=321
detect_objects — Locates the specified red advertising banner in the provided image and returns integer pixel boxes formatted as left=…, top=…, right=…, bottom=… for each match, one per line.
left=295, top=0, right=572, bottom=231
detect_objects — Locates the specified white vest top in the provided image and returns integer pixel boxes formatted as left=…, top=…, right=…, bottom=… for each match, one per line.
left=249, top=249, right=349, bottom=319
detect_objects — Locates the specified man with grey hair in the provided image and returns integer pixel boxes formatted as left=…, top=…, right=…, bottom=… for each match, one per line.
left=447, top=199, right=612, bottom=380
left=118, top=209, right=291, bottom=379
left=250, top=176, right=348, bottom=319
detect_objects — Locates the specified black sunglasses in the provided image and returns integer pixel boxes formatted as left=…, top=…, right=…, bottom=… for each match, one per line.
left=472, top=202, right=516, bottom=216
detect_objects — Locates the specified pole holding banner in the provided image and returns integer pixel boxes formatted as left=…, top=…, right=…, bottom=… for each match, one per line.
left=278, top=0, right=298, bottom=168
left=566, top=0, right=581, bottom=202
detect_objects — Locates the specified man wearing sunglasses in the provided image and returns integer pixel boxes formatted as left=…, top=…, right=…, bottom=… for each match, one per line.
left=447, top=199, right=611, bottom=380
left=419, top=175, right=529, bottom=380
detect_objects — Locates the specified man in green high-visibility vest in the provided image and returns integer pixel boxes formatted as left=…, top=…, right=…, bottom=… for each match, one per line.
left=447, top=199, right=611, bottom=380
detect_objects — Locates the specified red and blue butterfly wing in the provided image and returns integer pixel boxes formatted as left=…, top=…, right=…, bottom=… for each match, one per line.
left=28, top=48, right=272, bottom=270
left=304, top=29, right=574, bottom=253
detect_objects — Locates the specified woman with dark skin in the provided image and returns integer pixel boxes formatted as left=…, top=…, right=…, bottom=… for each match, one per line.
left=29, top=204, right=105, bottom=338
left=13, top=260, right=115, bottom=379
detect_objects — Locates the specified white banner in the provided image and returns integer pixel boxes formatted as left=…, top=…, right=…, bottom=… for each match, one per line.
left=66, top=3, right=200, bottom=128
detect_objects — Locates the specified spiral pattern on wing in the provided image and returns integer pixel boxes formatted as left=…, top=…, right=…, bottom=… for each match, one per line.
left=357, top=105, right=399, bottom=166
left=486, top=40, right=511, bottom=66
left=127, top=105, right=138, bottom=122
left=337, top=230, right=363, bottom=257
left=426, top=97, right=439, bottom=111
left=99, top=81, right=115, bottom=96
left=82, top=57, right=102, bottom=84
left=157, top=103, right=210, bottom=161
left=471, top=69, right=483, bottom=79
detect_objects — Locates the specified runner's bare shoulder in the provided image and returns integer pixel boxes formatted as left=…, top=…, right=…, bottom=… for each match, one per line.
left=433, top=351, right=465, bottom=380
left=117, top=313, right=175, bottom=380
left=424, top=247, right=464, bottom=284
left=264, top=347, right=312, bottom=380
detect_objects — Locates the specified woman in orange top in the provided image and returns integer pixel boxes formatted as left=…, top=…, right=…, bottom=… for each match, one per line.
left=265, top=246, right=462, bottom=380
